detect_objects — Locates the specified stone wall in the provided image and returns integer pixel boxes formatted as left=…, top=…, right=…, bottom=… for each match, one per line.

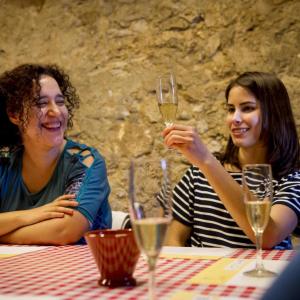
left=0, top=0, right=299, bottom=211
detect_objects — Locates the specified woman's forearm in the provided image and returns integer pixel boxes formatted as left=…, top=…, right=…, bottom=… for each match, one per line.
left=198, top=155, right=255, bottom=240
left=0, top=211, right=29, bottom=236
left=0, top=211, right=89, bottom=245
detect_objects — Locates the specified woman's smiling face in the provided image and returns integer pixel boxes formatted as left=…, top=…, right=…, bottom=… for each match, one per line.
left=17, top=75, right=68, bottom=149
left=226, top=85, right=263, bottom=150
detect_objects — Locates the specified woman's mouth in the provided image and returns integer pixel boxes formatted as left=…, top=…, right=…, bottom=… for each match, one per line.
left=231, top=128, right=249, bottom=136
left=42, top=122, right=62, bottom=131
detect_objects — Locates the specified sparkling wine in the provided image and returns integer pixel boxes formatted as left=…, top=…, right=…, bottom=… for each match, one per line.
left=158, top=103, right=178, bottom=126
left=245, top=200, right=271, bottom=234
left=133, top=217, right=170, bottom=258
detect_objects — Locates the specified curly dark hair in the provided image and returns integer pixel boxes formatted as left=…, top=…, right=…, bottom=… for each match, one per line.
left=0, top=64, right=80, bottom=148
left=221, top=71, right=300, bottom=179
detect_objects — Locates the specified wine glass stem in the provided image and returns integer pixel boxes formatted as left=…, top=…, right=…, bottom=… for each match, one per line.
left=148, top=257, right=157, bottom=300
left=255, top=232, right=264, bottom=271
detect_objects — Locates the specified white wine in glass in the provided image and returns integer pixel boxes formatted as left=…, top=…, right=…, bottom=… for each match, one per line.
left=129, top=159, right=172, bottom=300
left=156, top=72, right=178, bottom=127
left=133, top=218, right=170, bottom=263
left=243, top=164, right=276, bottom=278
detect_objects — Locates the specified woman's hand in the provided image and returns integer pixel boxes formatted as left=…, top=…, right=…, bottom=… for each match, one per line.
left=21, top=194, right=78, bottom=226
left=162, top=124, right=211, bottom=167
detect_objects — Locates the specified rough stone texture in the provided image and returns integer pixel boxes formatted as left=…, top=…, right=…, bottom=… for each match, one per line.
left=0, top=0, right=299, bottom=212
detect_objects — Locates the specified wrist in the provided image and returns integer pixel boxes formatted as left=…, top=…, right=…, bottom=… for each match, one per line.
left=17, top=210, right=30, bottom=227
left=194, top=150, right=217, bottom=170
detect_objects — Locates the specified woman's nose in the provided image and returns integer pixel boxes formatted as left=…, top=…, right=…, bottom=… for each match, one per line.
left=47, top=101, right=60, bottom=115
left=232, top=110, right=242, bottom=123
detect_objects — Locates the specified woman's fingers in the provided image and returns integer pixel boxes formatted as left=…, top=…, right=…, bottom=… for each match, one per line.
left=54, top=194, right=76, bottom=201
left=24, top=195, right=79, bottom=225
left=162, top=125, right=208, bottom=167
left=51, top=194, right=78, bottom=206
left=162, top=124, right=193, bottom=137
left=46, top=212, right=65, bottom=219
left=42, top=204, right=76, bottom=218
left=51, top=206, right=75, bottom=216
left=164, top=129, right=195, bottom=147
left=43, top=195, right=79, bottom=217
left=54, top=200, right=78, bottom=207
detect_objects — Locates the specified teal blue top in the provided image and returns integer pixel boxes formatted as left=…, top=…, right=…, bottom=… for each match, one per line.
left=0, top=139, right=112, bottom=240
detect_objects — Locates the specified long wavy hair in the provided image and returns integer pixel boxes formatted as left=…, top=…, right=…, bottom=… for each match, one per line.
left=221, top=72, right=300, bottom=179
left=0, top=64, right=80, bottom=149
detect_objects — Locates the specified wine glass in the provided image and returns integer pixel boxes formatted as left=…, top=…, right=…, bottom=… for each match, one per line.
left=156, top=72, right=178, bottom=127
left=243, top=164, right=276, bottom=277
left=128, top=158, right=172, bottom=300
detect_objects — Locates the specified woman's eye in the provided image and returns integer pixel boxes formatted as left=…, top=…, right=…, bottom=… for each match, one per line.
left=56, top=98, right=65, bottom=106
left=242, top=106, right=255, bottom=112
left=227, top=107, right=235, bottom=113
left=36, top=101, right=47, bottom=108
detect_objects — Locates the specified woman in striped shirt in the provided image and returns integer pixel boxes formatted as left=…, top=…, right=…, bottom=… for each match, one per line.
left=163, top=72, right=300, bottom=249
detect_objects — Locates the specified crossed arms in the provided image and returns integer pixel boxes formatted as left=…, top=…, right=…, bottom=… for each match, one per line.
left=0, top=195, right=89, bottom=245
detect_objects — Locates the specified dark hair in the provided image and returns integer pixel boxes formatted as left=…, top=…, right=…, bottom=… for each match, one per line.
left=221, top=71, right=300, bottom=179
left=0, top=64, right=79, bottom=149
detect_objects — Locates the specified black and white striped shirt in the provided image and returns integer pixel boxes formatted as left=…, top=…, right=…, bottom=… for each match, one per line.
left=172, top=166, right=300, bottom=249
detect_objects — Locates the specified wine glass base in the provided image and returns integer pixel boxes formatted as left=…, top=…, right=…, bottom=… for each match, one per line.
left=244, top=268, right=277, bottom=278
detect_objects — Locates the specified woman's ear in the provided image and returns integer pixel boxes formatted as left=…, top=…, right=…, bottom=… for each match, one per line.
left=7, top=112, right=20, bottom=126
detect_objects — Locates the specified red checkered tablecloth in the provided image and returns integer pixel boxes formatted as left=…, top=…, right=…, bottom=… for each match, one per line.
left=0, top=246, right=295, bottom=299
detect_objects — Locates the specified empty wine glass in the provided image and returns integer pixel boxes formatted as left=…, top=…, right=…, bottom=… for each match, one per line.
left=156, top=72, right=178, bottom=127
left=129, top=158, right=172, bottom=299
left=243, top=164, right=276, bottom=278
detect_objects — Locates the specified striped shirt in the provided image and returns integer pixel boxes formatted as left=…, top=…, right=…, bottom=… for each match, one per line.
left=172, top=166, right=300, bottom=249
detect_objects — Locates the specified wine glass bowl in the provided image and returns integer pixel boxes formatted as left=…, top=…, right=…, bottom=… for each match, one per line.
left=129, top=158, right=172, bottom=299
left=156, top=72, right=178, bottom=127
left=243, top=164, right=276, bottom=278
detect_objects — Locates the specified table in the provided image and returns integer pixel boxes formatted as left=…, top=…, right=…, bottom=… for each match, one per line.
left=0, top=245, right=295, bottom=299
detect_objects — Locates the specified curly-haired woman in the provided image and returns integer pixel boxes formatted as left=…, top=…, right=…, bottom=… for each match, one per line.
left=0, top=64, right=111, bottom=245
